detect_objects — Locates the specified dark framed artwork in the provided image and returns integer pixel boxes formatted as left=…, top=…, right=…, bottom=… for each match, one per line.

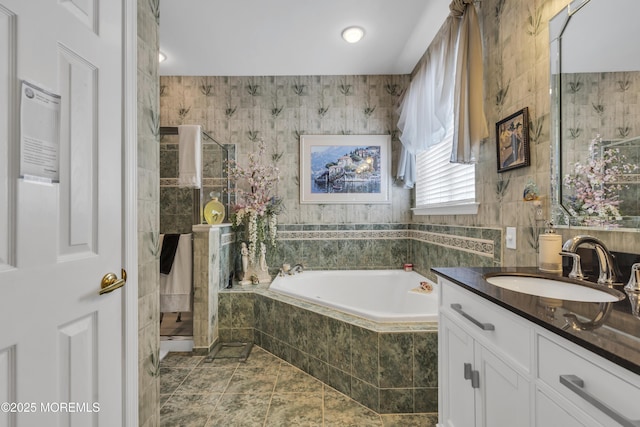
left=496, top=107, right=530, bottom=173
left=299, top=134, right=391, bottom=204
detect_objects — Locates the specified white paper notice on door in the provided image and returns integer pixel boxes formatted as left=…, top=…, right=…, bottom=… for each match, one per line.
left=19, top=80, right=61, bottom=183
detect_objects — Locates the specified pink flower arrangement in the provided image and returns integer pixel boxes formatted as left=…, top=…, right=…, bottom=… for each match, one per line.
left=563, top=135, right=637, bottom=226
left=226, top=139, right=282, bottom=262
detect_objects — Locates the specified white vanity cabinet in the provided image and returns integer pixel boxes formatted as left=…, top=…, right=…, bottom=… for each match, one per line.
left=439, top=278, right=532, bottom=427
left=535, top=332, right=640, bottom=427
left=437, top=276, right=640, bottom=427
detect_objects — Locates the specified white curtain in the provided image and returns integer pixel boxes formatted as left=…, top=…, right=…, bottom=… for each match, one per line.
left=396, top=21, right=457, bottom=188
left=450, top=0, right=488, bottom=163
left=396, top=0, right=488, bottom=187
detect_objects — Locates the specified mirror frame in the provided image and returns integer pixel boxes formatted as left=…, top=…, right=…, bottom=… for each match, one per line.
left=549, top=0, right=638, bottom=230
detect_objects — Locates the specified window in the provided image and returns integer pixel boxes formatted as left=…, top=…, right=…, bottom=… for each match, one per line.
left=413, top=126, right=478, bottom=215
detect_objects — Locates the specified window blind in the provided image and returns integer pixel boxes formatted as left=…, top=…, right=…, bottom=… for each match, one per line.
left=415, top=128, right=475, bottom=208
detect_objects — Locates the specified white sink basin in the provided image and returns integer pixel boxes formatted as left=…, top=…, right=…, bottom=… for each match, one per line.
left=484, top=275, right=623, bottom=302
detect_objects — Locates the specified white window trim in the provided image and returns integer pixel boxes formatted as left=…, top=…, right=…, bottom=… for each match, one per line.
left=412, top=201, right=479, bottom=216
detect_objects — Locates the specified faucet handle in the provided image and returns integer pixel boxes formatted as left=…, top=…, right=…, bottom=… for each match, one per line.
left=560, top=251, right=585, bottom=280
left=624, top=263, right=640, bottom=292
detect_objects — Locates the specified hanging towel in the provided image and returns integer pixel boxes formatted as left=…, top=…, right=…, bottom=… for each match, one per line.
left=160, top=233, right=181, bottom=274
left=160, top=233, right=193, bottom=313
left=178, top=124, right=202, bottom=188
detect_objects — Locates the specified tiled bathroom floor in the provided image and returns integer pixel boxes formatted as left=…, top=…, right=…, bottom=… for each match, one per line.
left=160, top=346, right=438, bottom=427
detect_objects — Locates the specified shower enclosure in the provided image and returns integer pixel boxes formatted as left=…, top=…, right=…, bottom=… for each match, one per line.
left=158, top=126, right=233, bottom=354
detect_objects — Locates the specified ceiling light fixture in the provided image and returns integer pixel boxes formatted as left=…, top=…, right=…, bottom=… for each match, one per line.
left=341, top=26, right=365, bottom=44
left=159, top=51, right=167, bottom=63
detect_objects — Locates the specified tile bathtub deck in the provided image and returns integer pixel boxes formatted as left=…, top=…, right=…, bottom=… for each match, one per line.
left=160, top=346, right=438, bottom=427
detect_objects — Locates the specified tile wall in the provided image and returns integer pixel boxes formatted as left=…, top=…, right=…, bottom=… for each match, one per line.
left=192, top=224, right=236, bottom=354
left=159, top=137, right=234, bottom=234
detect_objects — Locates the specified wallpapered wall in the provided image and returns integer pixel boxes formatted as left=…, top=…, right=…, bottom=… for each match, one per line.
left=473, top=0, right=639, bottom=260
left=138, top=0, right=160, bottom=426
left=146, top=0, right=640, bottom=422
left=158, top=0, right=640, bottom=271
left=159, top=74, right=412, bottom=227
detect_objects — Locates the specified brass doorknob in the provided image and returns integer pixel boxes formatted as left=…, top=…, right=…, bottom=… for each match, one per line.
left=99, top=269, right=127, bottom=295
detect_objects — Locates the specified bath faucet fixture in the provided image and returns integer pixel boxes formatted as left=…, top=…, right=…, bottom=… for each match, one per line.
left=559, top=251, right=584, bottom=280
left=624, top=263, right=640, bottom=292
left=561, top=235, right=621, bottom=286
left=289, top=264, right=304, bottom=275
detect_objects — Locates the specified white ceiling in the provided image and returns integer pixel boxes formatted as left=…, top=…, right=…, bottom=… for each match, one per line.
left=159, top=0, right=451, bottom=77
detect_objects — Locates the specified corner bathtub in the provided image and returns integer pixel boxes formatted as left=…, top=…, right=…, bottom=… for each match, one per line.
left=268, top=269, right=438, bottom=323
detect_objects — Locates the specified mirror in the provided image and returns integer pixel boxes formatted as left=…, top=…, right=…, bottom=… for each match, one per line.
left=550, top=0, right=640, bottom=229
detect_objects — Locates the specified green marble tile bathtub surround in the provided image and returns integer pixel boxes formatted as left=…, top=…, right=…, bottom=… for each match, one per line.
left=352, top=325, right=379, bottom=386
left=380, top=388, right=414, bottom=414
left=226, top=290, right=439, bottom=414
left=414, top=387, right=439, bottom=413
left=351, top=377, right=380, bottom=413
left=326, top=364, right=352, bottom=397
left=379, top=333, right=414, bottom=388
left=414, top=333, right=438, bottom=388
left=328, top=316, right=351, bottom=372
left=230, top=292, right=255, bottom=328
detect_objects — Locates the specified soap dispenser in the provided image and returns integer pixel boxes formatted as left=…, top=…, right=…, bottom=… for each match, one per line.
left=538, top=222, right=562, bottom=272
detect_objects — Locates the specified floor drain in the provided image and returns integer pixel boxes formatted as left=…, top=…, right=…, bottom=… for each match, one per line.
left=204, top=342, right=253, bottom=363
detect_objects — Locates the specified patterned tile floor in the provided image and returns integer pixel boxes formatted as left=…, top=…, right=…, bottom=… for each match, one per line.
left=160, top=346, right=438, bottom=427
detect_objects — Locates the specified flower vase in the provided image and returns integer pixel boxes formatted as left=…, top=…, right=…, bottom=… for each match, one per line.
left=239, top=242, right=271, bottom=285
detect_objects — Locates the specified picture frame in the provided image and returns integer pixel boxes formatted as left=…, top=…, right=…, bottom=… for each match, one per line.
left=496, top=107, right=530, bottom=173
left=299, top=134, right=391, bottom=204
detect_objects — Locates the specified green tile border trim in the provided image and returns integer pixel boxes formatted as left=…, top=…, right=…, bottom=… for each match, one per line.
left=408, top=229, right=494, bottom=258
left=277, top=229, right=408, bottom=241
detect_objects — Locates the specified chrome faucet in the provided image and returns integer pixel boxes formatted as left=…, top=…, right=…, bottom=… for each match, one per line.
left=289, top=264, right=304, bottom=274
left=561, top=235, right=621, bottom=286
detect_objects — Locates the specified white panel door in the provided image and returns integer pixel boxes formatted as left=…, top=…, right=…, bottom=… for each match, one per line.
left=476, top=345, right=530, bottom=427
left=439, top=314, right=476, bottom=427
left=0, top=0, right=127, bottom=426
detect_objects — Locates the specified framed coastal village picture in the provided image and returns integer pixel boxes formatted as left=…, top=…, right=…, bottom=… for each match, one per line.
left=299, top=134, right=391, bottom=204
left=496, top=107, right=530, bottom=173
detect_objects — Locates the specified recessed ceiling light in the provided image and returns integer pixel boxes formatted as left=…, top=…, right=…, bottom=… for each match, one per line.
left=341, top=26, right=365, bottom=44
left=159, top=51, right=167, bottom=63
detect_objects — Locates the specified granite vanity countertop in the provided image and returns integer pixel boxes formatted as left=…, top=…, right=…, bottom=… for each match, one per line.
left=432, top=266, right=640, bottom=376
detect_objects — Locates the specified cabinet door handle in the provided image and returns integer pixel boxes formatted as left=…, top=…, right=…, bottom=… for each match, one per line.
left=471, top=370, right=480, bottom=389
left=464, top=363, right=473, bottom=380
left=451, top=303, right=495, bottom=331
left=463, top=363, right=480, bottom=388
left=559, top=375, right=640, bottom=427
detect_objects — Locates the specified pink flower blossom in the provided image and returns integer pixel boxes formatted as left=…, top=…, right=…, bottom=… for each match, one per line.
left=226, top=139, right=282, bottom=262
left=563, top=135, right=637, bottom=227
